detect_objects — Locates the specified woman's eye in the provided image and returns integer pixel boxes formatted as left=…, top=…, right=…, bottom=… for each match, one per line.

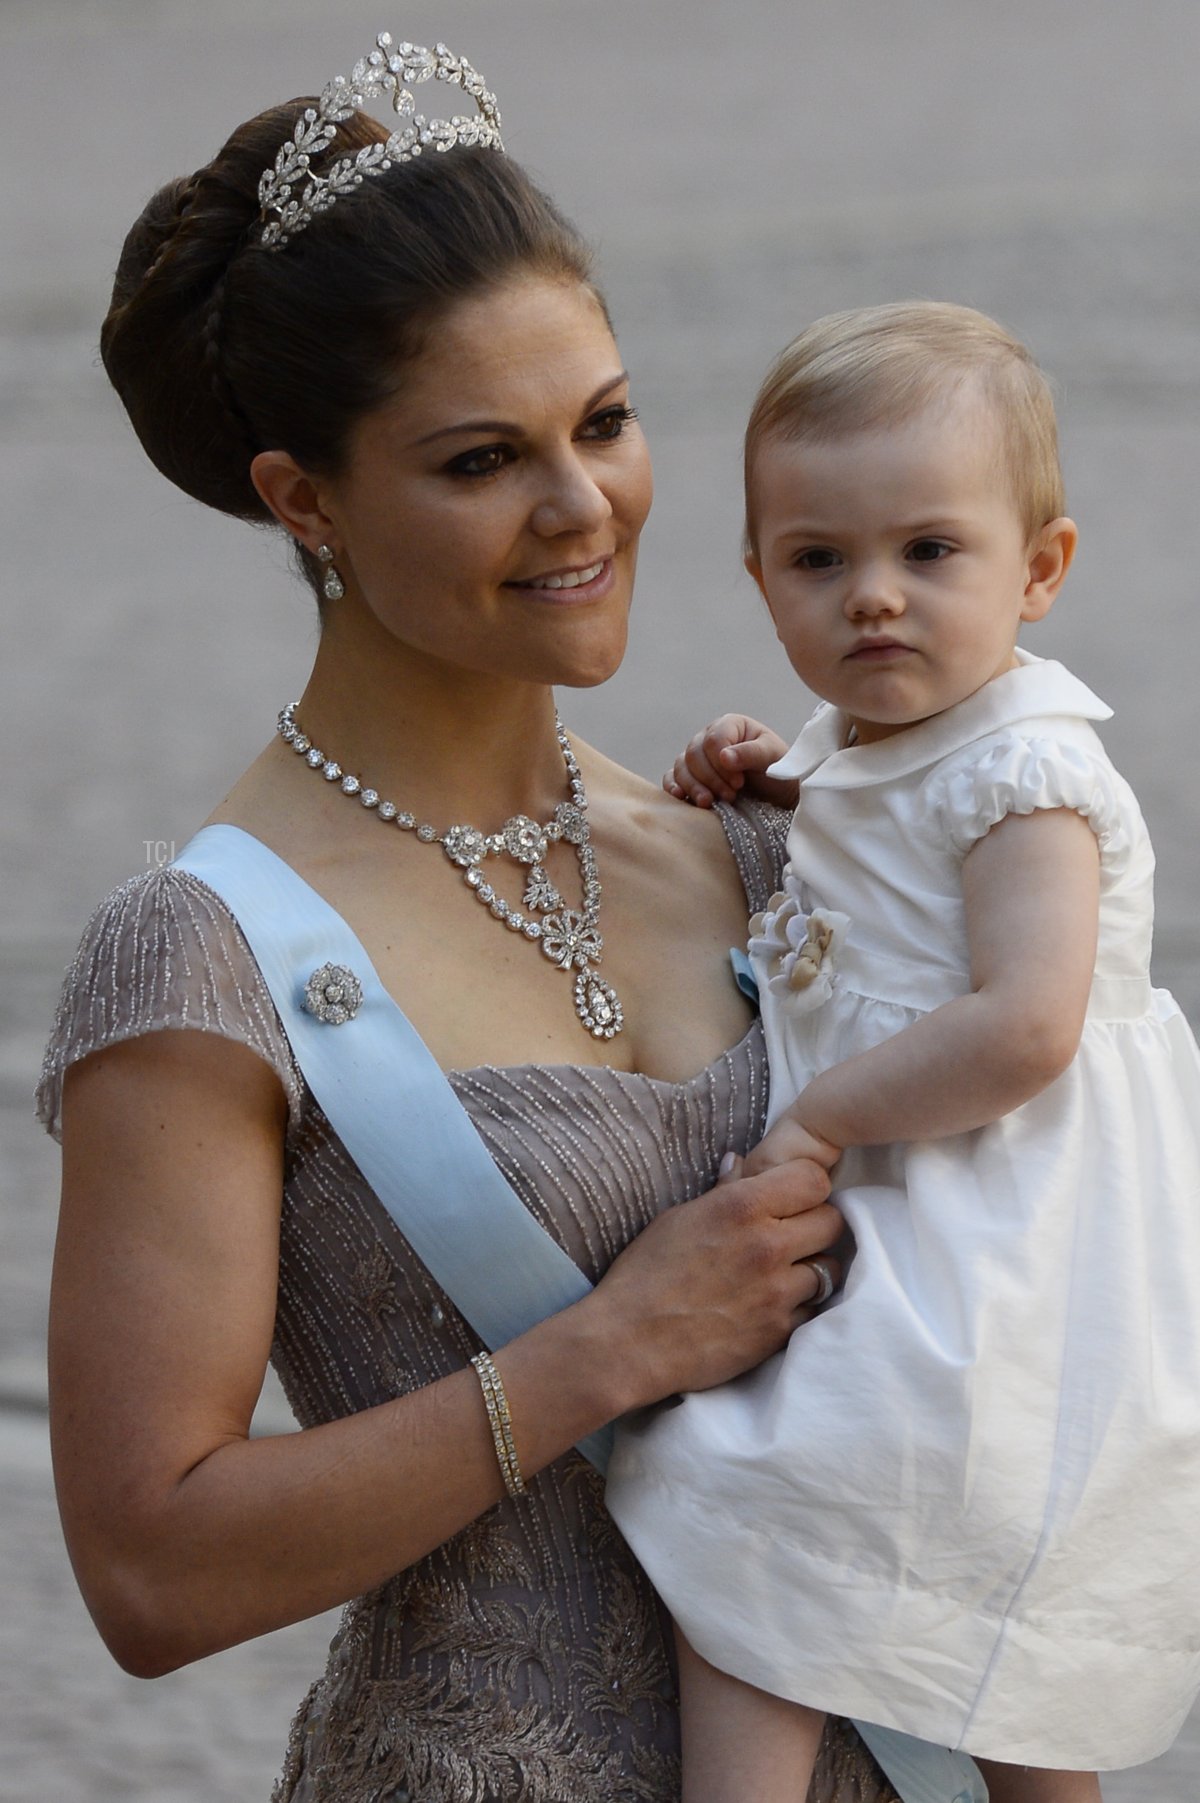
left=795, top=547, right=840, bottom=571
left=581, top=404, right=639, bottom=441
left=909, top=538, right=951, bottom=563
left=446, top=443, right=514, bottom=478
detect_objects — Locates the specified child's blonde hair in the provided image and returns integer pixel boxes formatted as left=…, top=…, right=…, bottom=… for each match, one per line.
left=744, top=301, right=1065, bottom=557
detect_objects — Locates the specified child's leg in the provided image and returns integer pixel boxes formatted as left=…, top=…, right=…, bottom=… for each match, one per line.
left=974, top=1758, right=1103, bottom=1802
left=676, top=1625, right=825, bottom=1803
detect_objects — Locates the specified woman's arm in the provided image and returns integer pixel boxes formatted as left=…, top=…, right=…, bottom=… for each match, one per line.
left=51, top=1028, right=841, bottom=1678
left=749, top=808, right=1100, bottom=1165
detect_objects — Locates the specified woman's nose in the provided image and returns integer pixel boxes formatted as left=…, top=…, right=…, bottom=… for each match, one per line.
left=530, top=455, right=613, bottom=538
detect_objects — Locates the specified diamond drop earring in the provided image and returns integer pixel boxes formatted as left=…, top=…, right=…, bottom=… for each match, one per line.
left=316, top=544, right=345, bottom=602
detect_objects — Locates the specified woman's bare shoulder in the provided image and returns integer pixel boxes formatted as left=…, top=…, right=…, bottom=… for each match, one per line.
left=579, top=741, right=730, bottom=844
left=581, top=741, right=788, bottom=895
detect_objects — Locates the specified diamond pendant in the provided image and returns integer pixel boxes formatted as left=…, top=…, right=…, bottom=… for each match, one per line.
left=574, top=970, right=623, bottom=1040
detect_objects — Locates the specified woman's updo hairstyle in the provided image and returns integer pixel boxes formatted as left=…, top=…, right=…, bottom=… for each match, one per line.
left=101, top=100, right=597, bottom=590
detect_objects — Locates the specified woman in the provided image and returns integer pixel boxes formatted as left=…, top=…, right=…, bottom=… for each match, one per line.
left=38, top=38, right=959, bottom=1803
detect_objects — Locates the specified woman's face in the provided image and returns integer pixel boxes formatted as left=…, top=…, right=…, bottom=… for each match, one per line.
left=319, top=274, right=653, bottom=690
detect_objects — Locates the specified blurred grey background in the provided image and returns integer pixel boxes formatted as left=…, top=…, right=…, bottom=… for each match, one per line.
left=3, top=0, right=1198, bottom=1795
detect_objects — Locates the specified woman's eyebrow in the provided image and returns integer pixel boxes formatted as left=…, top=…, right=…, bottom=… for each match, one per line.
left=412, top=372, right=629, bottom=447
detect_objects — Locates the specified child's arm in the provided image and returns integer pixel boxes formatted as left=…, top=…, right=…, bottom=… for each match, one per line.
left=749, top=808, right=1100, bottom=1172
left=664, top=713, right=800, bottom=810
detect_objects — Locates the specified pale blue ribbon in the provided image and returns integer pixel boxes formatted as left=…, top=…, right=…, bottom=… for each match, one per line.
left=174, top=825, right=613, bottom=1469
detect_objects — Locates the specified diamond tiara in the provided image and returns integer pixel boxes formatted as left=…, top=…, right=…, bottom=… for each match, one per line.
left=258, top=34, right=504, bottom=249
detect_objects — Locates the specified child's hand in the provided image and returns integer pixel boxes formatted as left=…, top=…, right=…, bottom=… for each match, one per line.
left=663, top=714, right=797, bottom=810
left=743, top=1113, right=842, bottom=1180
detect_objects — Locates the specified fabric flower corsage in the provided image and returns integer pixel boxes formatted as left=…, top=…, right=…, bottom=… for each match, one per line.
left=748, top=891, right=850, bottom=1013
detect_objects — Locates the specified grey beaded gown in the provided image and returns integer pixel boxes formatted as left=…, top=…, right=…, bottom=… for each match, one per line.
left=38, top=800, right=900, bottom=1803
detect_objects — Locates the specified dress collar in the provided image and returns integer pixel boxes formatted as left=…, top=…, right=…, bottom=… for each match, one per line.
left=767, top=652, right=1113, bottom=790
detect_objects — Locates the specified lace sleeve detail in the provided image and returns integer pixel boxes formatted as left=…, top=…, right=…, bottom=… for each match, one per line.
left=714, top=798, right=792, bottom=911
left=36, top=866, right=304, bottom=1144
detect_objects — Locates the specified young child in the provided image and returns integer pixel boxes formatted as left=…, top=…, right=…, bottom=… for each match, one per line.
left=604, top=302, right=1200, bottom=1803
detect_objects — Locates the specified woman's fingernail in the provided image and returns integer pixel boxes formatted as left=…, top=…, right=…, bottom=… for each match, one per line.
left=719, top=1151, right=738, bottom=1177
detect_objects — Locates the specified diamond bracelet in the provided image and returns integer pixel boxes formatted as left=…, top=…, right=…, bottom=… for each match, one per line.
left=471, top=1351, right=527, bottom=1499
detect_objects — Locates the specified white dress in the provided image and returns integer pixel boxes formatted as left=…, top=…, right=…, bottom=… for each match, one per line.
left=605, top=655, right=1200, bottom=1770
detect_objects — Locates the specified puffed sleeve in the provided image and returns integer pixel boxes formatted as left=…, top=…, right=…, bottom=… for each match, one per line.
left=36, top=865, right=305, bottom=1145
left=925, top=728, right=1137, bottom=868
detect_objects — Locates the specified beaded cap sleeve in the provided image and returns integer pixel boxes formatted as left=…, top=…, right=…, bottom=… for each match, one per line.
left=36, top=865, right=305, bottom=1145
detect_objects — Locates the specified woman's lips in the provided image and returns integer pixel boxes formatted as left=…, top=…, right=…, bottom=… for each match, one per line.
left=508, top=558, right=615, bottom=601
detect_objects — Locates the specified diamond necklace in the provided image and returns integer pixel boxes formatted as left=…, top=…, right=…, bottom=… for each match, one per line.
left=277, top=703, right=623, bottom=1040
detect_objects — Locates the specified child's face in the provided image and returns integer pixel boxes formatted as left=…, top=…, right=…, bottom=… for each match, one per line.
left=746, top=394, right=1073, bottom=744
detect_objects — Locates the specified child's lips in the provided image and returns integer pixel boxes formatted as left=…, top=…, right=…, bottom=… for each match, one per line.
left=846, top=638, right=913, bottom=662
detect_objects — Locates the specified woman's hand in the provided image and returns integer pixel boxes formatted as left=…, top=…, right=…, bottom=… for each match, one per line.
left=584, top=1154, right=844, bottom=1409
left=663, top=713, right=797, bottom=810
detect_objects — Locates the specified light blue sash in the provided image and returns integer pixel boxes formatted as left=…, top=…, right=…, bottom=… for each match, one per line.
left=174, top=824, right=613, bottom=1471
left=172, top=824, right=986, bottom=1803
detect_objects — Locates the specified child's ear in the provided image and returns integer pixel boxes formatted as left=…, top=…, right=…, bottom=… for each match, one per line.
left=1021, top=517, right=1078, bottom=623
left=744, top=551, right=768, bottom=602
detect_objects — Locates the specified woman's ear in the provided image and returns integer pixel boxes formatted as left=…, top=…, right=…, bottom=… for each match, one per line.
left=251, top=450, right=337, bottom=556
left=1021, top=516, right=1078, bottom=623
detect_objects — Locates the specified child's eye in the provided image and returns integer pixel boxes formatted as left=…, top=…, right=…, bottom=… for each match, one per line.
left=908, top=538, right=952, bottom=563
left=445, top=443, right=515, bottom=479
left=794, top=547, right=841, bottom=572
left=581, top=404, right=639, bottom=441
